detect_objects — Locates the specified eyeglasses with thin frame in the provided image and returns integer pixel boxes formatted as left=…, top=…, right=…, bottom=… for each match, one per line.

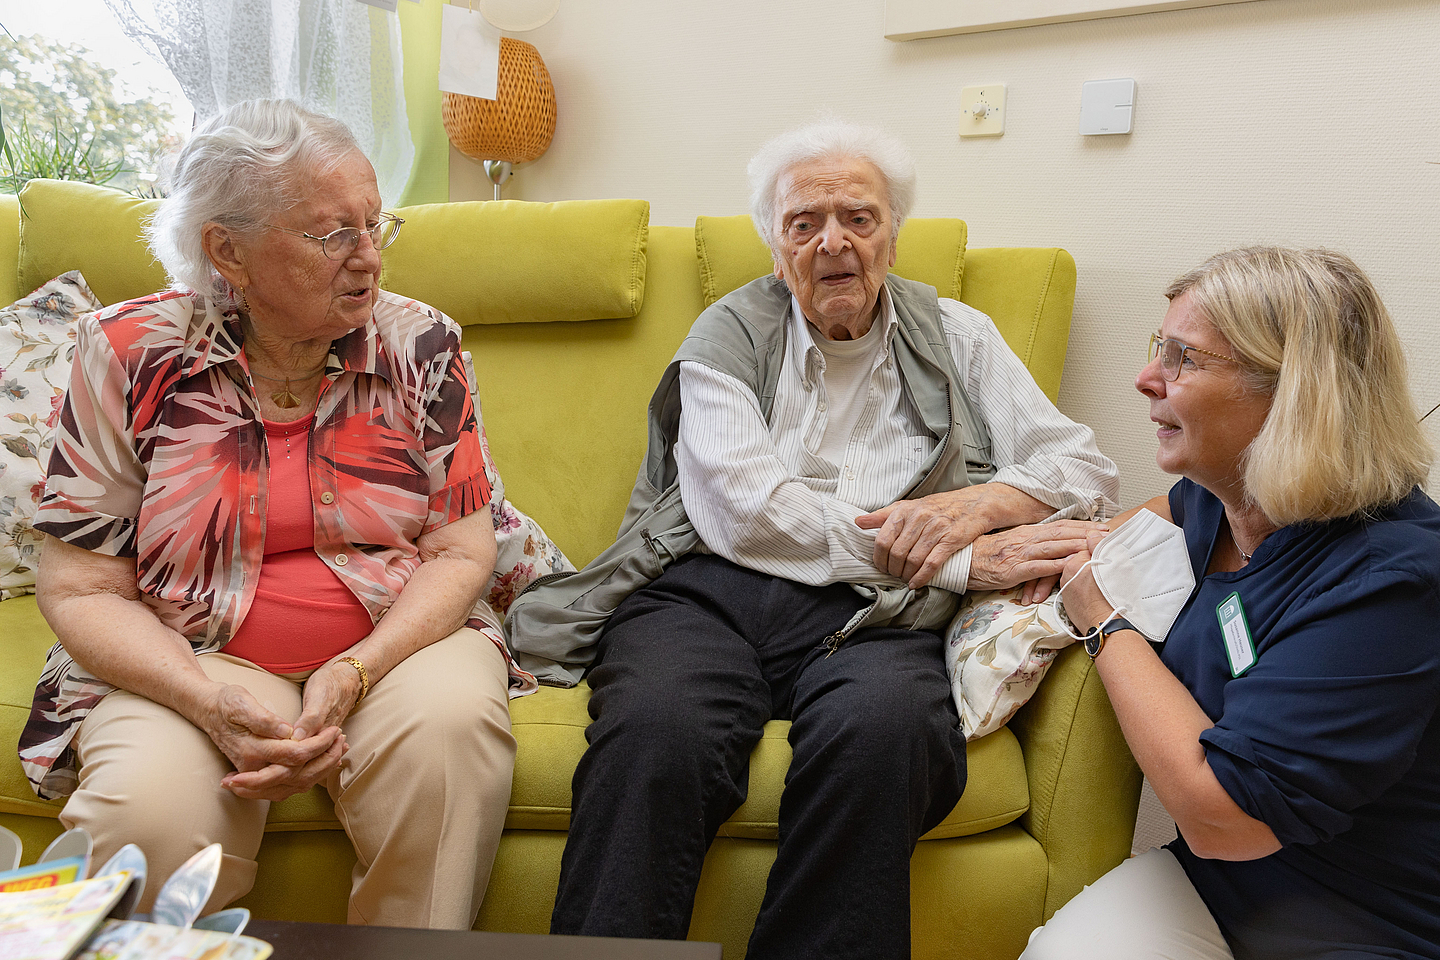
left=267, top=213, right=405, bottom=260
left=1148, top=333, right=1237, bottom=382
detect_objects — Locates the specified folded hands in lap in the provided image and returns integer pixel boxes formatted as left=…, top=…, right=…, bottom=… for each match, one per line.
left=201, top=662, right=361, bottom=802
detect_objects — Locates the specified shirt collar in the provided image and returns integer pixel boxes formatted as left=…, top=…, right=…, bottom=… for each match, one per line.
left=179, top=294, right=397, bottom=385
left=789, top=285, right=898, bottom=389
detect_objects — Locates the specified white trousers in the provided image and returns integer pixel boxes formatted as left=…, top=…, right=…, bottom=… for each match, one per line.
left=61, top=628, right=516, bottom=929
left=1019, top=848, right=1235, bottom=960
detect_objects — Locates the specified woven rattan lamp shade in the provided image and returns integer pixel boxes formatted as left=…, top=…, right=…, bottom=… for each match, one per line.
left=443, top=37, right=557, bottom=164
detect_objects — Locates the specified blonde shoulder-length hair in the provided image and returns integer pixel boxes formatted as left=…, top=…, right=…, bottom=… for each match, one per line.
left=1167, top=246, right=1432, bottom=525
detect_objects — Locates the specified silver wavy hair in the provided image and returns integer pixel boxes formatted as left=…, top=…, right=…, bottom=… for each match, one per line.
left=147, top=99, right=362, bottom=307
left=747, top=119, right=917, bottom=250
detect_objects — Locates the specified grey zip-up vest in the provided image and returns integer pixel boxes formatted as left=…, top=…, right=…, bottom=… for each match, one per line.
left=506, top=274, right=997, bottom=686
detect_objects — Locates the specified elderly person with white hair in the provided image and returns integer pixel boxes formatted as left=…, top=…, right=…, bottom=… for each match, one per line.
left=20, top=99, right=517, bottom=928
left=511, top=120, right=1118, bottom=958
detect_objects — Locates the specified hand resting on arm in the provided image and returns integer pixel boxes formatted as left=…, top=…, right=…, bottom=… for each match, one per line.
left=857, top=481, right=1106, bottom=601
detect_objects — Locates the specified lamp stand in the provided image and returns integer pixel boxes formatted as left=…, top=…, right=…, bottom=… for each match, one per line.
left=484, top=160, right=513, bottom=201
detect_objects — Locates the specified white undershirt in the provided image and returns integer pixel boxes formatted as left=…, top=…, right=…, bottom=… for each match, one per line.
left=675, top=288, right=1118, bottom=593
left=810, top=312, right=888, bottom=466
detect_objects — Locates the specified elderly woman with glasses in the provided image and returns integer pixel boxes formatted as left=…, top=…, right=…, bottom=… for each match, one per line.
left=21, top=99, right=517, bottom=928
left=1022, top=247, right=1440, bottom=960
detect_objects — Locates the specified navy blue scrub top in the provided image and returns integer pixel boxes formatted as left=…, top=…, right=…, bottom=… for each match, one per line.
left=1163, top=479, right=1440, bottom=960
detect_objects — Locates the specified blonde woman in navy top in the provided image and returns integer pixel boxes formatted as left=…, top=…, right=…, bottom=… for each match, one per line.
left=1023, top=247, right=1440, bottom=960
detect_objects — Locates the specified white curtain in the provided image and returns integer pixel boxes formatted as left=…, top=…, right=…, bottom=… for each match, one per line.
left=104, top=0, right=415, bottom=206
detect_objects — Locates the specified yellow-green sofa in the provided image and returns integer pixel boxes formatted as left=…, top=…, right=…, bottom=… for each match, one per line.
left=0, top=179, right=1141, bottom=960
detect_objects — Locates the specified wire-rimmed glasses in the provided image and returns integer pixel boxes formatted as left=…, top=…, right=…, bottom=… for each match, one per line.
left=268, top=213, right=405, bottom=260
left=1148, top=333, right=1237, bottom=382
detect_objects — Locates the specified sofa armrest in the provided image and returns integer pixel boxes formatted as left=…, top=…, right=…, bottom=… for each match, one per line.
left=1006, top=644, right=1142, bottom=920
left=1, top=194, right=20, bottom=307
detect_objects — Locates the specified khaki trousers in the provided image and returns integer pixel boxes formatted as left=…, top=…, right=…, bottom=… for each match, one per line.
left=61, top=628, right=516, bottom=930
left=1019, top=847, right=1235, bottom=960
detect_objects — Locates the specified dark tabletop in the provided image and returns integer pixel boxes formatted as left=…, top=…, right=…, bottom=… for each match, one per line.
left=244, top=919, right=723, bottom=960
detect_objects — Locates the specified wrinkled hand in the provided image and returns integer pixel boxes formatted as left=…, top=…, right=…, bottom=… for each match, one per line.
left=968, top=520, right=1105, bottom=594
left=197, top=682, right=346, bottom=803
left=292, top=659, right=363, bottom=743
left=1055, top=527, right=1115, bottom=631
left=856, top=487, right=996, bottom=589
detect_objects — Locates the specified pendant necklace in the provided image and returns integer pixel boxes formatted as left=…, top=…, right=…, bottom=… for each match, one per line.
left=250, top=366, right=327, bottom=409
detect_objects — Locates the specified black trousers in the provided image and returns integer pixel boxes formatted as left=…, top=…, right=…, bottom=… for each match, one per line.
left=550, top=554, right=968, bottom=960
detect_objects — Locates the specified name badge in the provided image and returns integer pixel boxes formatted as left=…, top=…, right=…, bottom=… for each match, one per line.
left=1215, top=592, right=1256, bottom=677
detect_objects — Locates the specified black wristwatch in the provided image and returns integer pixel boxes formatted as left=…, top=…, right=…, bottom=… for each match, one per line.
left=1083, top=617, right=1140, bottom=660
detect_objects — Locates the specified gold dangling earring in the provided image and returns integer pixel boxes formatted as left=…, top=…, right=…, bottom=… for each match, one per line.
left=237, top=285, right=250, bottom=313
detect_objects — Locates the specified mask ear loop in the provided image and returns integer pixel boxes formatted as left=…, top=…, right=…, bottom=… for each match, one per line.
left=1055, top=558, right=1131, bottom=640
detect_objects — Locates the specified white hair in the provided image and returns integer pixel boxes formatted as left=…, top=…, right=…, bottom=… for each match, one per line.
left=147, top=99, right=362, bottom=306
left=747, top=119, right=917, bottom=250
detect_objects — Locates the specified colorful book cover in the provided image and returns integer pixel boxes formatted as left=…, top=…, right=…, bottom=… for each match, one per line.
left=0, top=857, right=87, bottom=894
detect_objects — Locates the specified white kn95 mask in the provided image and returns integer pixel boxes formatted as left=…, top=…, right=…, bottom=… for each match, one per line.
left=1057, top=508, right=1196, bottom=643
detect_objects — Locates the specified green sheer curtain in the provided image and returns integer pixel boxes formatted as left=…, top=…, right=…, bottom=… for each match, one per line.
left=396, top=0, right=448, bottom=206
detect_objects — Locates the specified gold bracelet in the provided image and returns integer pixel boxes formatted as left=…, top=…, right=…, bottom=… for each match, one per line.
left=337, top=656, right=370, bottom=702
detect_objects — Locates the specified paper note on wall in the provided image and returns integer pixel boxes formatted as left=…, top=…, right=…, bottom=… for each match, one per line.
left=440, top=3, right=501, bottom=101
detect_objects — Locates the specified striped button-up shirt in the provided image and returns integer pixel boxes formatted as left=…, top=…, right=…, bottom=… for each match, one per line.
left=675, top=289, right=1118, bottom=592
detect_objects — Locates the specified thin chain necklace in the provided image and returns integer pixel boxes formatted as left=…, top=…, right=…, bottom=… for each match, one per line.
left=249, top=366, right=327, bottom=409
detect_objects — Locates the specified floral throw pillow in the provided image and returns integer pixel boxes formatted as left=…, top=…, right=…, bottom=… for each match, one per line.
left=0, top=272, right=99, bottom=599
left=945, top=586, right=1076, bottom=740
left=478, top=424, right=575, bottom=617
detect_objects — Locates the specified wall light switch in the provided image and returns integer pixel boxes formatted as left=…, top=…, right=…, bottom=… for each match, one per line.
left=959, top=84, right=1006, bottom=138
left=1080, top=78, right=1135, bottom=135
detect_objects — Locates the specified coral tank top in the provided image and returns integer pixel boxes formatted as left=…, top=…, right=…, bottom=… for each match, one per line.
left=223, top=415, right=375, bottom=672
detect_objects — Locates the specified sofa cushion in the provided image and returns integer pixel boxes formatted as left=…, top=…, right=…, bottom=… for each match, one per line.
left=502, top=685, right=1029, bottom=840
left=18, top=181, right=167, bottom=308
left=382, top=199, right=650, bottom=326
left=695, top=215, right=966, bottom=307
left=0, top=272, right=99, bottom=598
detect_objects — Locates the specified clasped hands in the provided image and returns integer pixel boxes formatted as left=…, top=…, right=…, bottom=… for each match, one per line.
left=856, top=485, right=1107, bottom=604
left=199, top=659, right=364, bottom=802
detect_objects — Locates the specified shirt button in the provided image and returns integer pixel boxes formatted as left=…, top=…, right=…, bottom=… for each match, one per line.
left=335, top=553, right=349, bottom=566
left=817, top=401, right=827, bottom=412
left=845, top=466, right=856, bottom=480
left=320, top=491, right=335, bottom=504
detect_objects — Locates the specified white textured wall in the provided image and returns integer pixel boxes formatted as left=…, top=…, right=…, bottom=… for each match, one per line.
left=453, top=0, right=1440, bottom=509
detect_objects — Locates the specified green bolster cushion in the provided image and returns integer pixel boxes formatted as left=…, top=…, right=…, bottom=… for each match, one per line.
left=18, top=180, right=167, bottom=308
left=382, top=198, right=650, bottom=326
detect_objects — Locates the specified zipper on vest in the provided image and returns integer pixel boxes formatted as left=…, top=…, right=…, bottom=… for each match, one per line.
left=822, top=598, right=879, bottom=657
left=513, top=570, right=576, bottom=602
